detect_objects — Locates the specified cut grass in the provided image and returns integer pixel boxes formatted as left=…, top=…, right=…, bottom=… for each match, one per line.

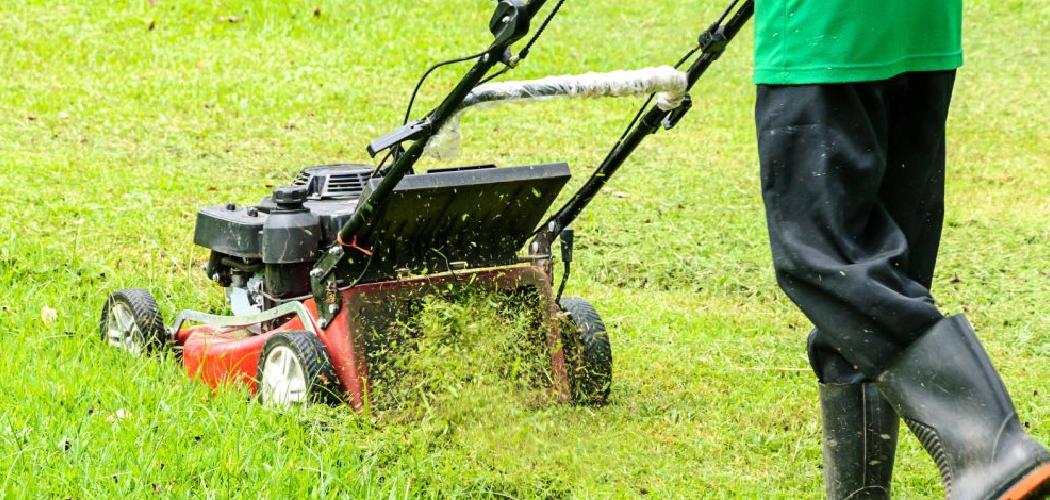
left=364, top=289, right=555, bottom=419
left=1, top=0, right=1049, bottom=498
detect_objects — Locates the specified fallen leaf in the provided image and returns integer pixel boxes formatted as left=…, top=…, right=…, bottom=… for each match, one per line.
left=949, top=274, right=962, bottom=284
left=217, top=15, right=242, bottom=23
left=41, top=306, right=58, bottom=326
left=107, top=409, right=129, bottom=422
left=25, top=114, right=36, bottom=121
left=148, top=19, right=156, bottom=31
left=313, top=6, right=321, bottom=17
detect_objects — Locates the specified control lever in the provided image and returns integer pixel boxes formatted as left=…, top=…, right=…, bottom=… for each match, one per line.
left=556, top=227, right=574, bottom=303
left=366, top=119, right=429, bottom=158
left=662, top=94, right=693, bottom=131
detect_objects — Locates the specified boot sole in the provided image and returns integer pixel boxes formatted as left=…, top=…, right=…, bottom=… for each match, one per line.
left=1001, top=464, right=1050, bottom=500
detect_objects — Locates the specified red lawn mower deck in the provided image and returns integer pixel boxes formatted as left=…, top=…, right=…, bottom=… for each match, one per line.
left=101, top=163, right=611, bottom=409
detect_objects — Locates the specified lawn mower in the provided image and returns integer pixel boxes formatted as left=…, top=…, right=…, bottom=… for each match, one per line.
left=99, top=0, right=754, bottom=410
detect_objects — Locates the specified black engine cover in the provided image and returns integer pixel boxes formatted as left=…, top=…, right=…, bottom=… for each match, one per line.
left=194, top=162, right=571, bottom=283
left=194, top=199, right=356, bottom=263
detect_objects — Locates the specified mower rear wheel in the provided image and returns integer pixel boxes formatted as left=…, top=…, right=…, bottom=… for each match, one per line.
left=256, top=331, right=341, bottom=408
left=99, top=288, right=167, bottom=355
left=559, top=297, right=612, bottom=406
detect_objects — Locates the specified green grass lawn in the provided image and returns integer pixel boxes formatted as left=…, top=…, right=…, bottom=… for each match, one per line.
left=2, top=0, right=1049, bottom=498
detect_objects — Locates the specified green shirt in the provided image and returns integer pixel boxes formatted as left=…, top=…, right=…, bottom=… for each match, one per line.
left=753, top=0, right=964, bottom=84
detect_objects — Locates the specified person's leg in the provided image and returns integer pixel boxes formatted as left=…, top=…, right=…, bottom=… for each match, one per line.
left=757, top=78, right=944, bottom=378
left=873, top=70, right=1050, bottom=500
left=805, top=72, right=953, bottom=499
left=758, top=72, right=1050, bottom=499
left=756, top=79, right=916, bottom=499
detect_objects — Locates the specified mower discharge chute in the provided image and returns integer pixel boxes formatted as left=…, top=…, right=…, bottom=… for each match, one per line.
left=99, top=0, right=754, bottom=410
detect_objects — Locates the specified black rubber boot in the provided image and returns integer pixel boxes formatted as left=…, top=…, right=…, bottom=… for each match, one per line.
left=820, top=383, right=899, bottom=500
left=876, top=315, right=1050, bottom=500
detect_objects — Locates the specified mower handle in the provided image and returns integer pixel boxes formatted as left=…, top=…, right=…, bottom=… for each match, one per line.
left=535, top=0, right=754, bottom=244
left=338, top=1, right=546, bottom=244
left=422, top=66, right=690, bottom=160
left=310, top=0, right=557, bottom=327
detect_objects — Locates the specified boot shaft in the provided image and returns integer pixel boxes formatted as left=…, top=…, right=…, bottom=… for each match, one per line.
left=876, top=315, right=1050, bottom=500
left=821, top=382, right=898, bottom=500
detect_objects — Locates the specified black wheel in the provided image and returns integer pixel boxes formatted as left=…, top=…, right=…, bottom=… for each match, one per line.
left=99, top=288, right=167, bottom=355
left=559, top=297, right=612, bottom=405
left=256, top=331, right=341, bottom=408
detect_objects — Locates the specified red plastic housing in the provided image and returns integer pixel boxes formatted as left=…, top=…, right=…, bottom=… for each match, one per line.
left=175, top=265, right=569, bottom=410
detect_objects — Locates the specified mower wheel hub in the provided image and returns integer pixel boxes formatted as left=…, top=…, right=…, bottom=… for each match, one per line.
left=259, top=345, right=308, bottom=407
left=105, top=302, right=144, bottom=355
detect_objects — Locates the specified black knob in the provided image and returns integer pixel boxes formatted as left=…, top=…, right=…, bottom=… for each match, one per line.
left=272, top=185, right=309, bottom=208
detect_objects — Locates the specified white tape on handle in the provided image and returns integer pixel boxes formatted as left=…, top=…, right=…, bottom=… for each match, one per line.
left=424, top=66, right=689, bottom=160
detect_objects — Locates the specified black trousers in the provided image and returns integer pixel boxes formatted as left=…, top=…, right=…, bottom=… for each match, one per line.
left=756, top=71, right=957, bottom=382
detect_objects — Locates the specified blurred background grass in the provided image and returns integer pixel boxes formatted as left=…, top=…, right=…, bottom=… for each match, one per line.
left=0, top=0, right=1048, bottom=498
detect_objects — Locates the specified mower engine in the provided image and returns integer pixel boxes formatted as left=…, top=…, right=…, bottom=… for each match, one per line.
left=194, top=164, right=372, bottom=315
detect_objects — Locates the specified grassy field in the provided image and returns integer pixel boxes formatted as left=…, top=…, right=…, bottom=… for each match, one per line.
left=1, top=0, right=1049, bottom=498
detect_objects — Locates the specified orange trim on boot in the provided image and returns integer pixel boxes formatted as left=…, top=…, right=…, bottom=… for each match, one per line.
left=1000, top=464, right=1050, bottom=500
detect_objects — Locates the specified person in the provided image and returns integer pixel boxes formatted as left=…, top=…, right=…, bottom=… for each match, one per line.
left=752, top=1, right=1050, bottom=499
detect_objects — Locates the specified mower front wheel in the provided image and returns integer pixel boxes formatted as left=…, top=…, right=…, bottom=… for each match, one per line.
left=256, top=332, right=341, bottom=408
left=559, top=297, right=612, bottom=406
left=99, top=288, right=167, bottom=355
